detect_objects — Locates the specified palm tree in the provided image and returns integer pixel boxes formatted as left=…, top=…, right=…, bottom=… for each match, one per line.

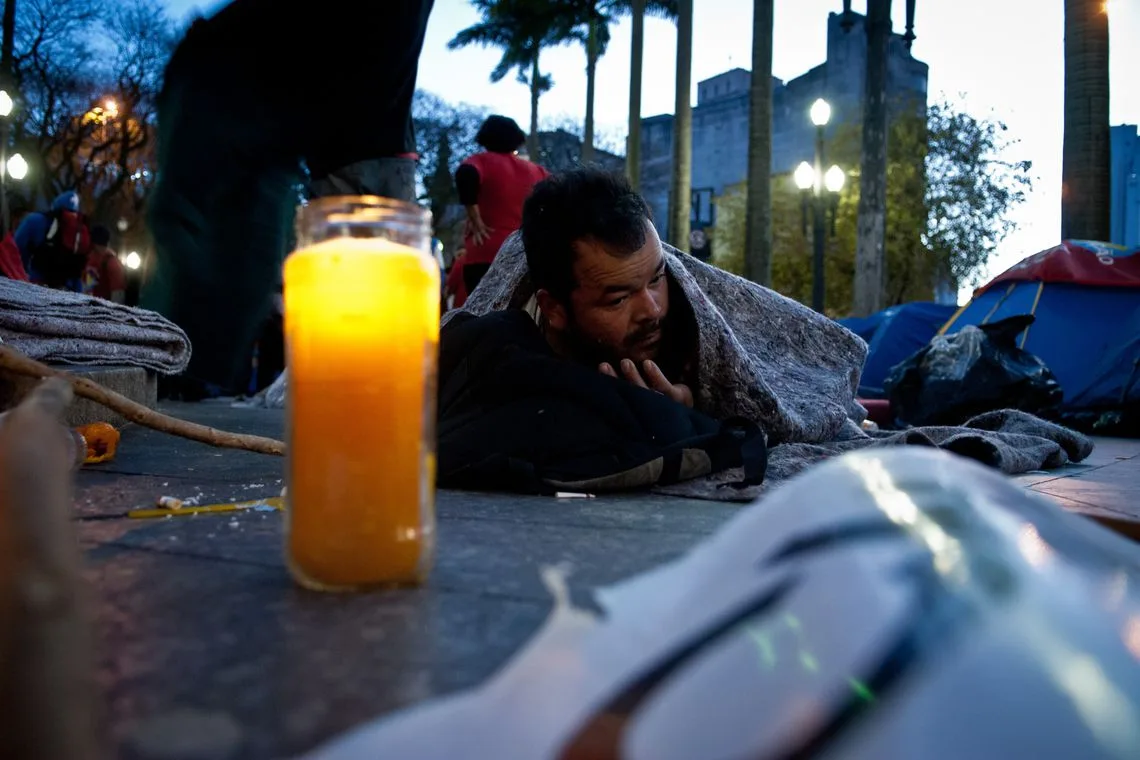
left=578, top=3, right=608, bottom=165
left=626, top=0, right=645, bottom=187
left=566, top=0, right=676, bottom=167
left=622, top=0, right=677, bottom=186
left=668, top=0, right=693, bottom=249
left=449, top=0, right=577, bottom=161
left=852, top=0, right=891, bottom=317
left=744, top=0, right=774, bottom=286
left=1061, top=0, right=1110, bottom=241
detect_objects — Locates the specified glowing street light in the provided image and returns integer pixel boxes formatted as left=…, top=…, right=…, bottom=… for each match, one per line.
left=810, top=98, right=832, bottom=128
left=794, top=161, right=816, bottom=191
left=0, top=88, right=16, bottom=232
left=6, top=153, right=27, bottom=181
left=824, top=165, right=846, bottom=193
left=124, top=251, right=142, bottom=270
left=799, top=97, right=844, bottom=313
left=104, top=99, right=119, bottom=119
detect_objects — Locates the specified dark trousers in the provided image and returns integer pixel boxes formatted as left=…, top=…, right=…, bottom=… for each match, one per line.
left=144, top=0, right=433, bottom=390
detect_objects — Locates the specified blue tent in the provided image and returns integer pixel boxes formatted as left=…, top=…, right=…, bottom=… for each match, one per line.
left=840, top=302, right=957, bottom=398
left=940, top=242, right=1140, bottom=412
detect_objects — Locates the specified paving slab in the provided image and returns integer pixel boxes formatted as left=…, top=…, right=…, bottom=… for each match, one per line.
left=69, top=401, right=1140, bottom=759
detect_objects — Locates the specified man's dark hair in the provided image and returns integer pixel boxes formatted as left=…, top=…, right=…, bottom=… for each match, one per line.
left=521, top=168, right=652, bottom=302
left=475, top=115, right=527, bottom=154
left=90, top=224, right=112, bottom=247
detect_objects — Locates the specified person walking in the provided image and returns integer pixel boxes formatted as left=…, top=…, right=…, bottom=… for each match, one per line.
left=449, top=115, right=548, bottom=307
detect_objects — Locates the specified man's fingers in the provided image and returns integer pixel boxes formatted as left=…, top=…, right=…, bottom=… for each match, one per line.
left=620, top=359, right=648, bottom=388
left=674, top=383, right=695, bottom=408
left=644, top=361, right=694, bottom=407
left=598, top=362, right=617, bottom=378
left=641, top=360, right=672, bottom=394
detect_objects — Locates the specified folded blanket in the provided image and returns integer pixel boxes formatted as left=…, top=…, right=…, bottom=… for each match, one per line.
left=0, top=278, right=191, bottom=374
left=451, top=234, right=1093, bottom=501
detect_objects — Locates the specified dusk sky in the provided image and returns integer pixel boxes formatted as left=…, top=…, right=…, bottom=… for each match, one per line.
left=162, top=0, right=1139, bottom=297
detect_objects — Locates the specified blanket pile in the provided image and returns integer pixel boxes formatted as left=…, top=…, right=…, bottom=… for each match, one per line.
left=0, top=278, right=191, bottom=374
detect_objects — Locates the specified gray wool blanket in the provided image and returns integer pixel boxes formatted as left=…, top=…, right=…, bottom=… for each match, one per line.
left=448, top=234, right=1093, bottom=501
left=0, top=278, right=191, bottom=374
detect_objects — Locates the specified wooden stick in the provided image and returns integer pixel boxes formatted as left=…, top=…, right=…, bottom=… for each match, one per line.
left=0, top=345, right=285, bottom=456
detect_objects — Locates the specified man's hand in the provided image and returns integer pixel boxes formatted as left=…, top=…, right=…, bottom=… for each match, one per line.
left=464, top=211, right=493, bottom=247
left=600, top=358, right=694, bottom=408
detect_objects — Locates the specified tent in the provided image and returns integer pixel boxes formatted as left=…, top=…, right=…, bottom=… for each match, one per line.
left=939, top=240, right=1140, bottom=412
left=839, top=302, right=958, bottom=398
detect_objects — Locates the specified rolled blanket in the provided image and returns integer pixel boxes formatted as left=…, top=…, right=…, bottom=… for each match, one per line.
left=0, top=278, right=191, bottom=374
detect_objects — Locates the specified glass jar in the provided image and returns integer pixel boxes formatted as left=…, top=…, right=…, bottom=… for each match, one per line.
left=284, top=196, right=438, bottom=591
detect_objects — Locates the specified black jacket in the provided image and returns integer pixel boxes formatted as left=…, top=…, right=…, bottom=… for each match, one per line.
left=437, top=310, right=767, bottom=494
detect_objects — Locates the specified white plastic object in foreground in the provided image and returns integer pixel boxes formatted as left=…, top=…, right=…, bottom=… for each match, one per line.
left=307, top=448, right=1140, bottom=760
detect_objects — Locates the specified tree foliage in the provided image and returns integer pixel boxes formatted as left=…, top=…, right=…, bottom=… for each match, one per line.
left=9, top=0, right=178, bottom=229
left=448, top=0, right=580, bottom=158
left=923, top=101, right=1033, bottom=288
left=561, top=0, right=676, bottom=159
left=712, top=99, right=1033, bottom=315
left=539, top=112, right=626, bottom=155
left=412, top=89, right=488, bottom=244
left=413, top=90, right=488, bottom=198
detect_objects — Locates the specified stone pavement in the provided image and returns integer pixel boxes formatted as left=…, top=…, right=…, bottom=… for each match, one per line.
left=73, top=402, right=1140, bottom=759
left=1012, top=435, right=1140, bottom=538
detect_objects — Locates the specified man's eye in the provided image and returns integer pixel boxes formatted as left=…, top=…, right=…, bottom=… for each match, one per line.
left=650, top=273, right=664, bottom=284
left=606, top=296, right=629, bottom=307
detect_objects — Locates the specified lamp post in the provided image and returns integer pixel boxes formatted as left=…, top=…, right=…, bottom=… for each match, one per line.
left=0, top=87, right=11, bottom=233
left=795, top=97, right=846, bottom=313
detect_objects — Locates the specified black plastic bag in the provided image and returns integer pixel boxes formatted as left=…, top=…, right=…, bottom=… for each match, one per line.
left=883, top=314, right=1064, bottom=427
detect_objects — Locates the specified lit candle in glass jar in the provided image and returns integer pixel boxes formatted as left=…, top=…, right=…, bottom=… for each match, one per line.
left=284, top=197, right=439, bottom=591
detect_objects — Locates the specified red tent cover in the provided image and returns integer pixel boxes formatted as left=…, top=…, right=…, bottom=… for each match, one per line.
left=981, top=240, right=1140, bottom=293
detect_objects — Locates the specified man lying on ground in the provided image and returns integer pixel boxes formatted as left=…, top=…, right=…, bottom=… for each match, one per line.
left=436, top=168, right=1093, bottom=500
left=437, top=170, right=767, bottom=495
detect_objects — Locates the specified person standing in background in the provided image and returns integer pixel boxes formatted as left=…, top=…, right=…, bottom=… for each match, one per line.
left=450, top=116, right=548, bottom=307
left=144, top=0, right=435, bottom=395
left=82, top=225, right=126, bottom=303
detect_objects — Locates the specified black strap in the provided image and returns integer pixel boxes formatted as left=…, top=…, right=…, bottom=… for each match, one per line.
left=712, top=417, right=768, bottom=489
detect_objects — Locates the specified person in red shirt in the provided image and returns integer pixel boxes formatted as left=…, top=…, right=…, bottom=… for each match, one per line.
left=0, top=231, right=29, bottom=281
left=82, top=225, right=127, bottom=303
left=451, top=115, right=548, bottom=307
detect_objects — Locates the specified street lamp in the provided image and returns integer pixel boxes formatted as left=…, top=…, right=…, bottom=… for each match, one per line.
left=6, top=153, right=27, bottom=181
left=796, top=97, right=846, bottom=313
left=794, top=161, right=815, bottom=192
left=124, top=251, right=142, bottom=270
left=810, top=98, right=831, bottom=128
left=0, top=87, right=14, bottom=233
left=824, top=165, right=846, bottom=194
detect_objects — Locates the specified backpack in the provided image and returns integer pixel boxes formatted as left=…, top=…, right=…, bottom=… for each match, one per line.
left=30, top=209, right=91, bottom=288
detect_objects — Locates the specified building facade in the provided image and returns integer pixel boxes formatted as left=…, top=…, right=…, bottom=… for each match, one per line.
left=639, top=10, right=929, bottom=237
left=536, top=129, right=625, bottom=174
left=1111, top=124, right=1140, bottom=249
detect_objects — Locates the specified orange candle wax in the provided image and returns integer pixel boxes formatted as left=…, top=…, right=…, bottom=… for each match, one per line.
left=284, top=235, right=439, bottom=591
